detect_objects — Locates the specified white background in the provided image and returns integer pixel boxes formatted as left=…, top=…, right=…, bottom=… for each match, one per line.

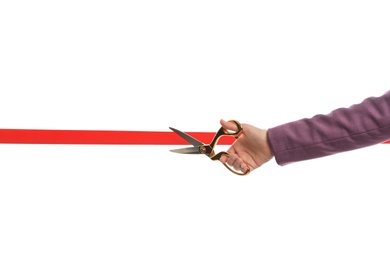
left=1, top=1, right=390, bottom=259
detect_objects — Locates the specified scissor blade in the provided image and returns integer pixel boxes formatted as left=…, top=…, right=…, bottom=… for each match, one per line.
left=170, top=147, right=200, bottom=154
left=169, top=127, right=204, bottom=147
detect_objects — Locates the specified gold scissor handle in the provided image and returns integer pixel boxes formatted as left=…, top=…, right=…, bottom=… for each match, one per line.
left=208, top=120, right=243, bottom=150
left=207, top=120, right=251, bottom=176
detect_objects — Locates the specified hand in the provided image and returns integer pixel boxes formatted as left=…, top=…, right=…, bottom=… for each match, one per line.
left=219, top=119, right=274, bottom=172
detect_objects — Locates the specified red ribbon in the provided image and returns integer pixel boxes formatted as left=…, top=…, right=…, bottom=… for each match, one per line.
left=0, top=129, right=235, bottom=145
left=0, top=129, right=388, bottom=145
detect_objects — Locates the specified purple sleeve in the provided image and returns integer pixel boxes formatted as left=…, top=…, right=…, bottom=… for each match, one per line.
left=267, top=90, right=390, bottom=166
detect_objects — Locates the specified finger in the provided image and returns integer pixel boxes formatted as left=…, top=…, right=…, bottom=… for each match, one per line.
left=233, top=158, right=243, bottom=171
left=220, top=119, right=238, bottom=131
left=227, top=153, right=238, bottom=166
left=240, top=162, right=250, bottom=173
left=219, top=154, right=228, bottom=163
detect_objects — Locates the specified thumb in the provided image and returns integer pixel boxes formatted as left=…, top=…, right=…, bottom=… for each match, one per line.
left=220, top=119, right=239, bottom=131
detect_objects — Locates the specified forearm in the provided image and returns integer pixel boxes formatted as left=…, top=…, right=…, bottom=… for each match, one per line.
left=267, top=90, right=390, bottom=165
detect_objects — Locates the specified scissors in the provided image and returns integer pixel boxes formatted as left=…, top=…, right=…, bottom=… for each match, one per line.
left=169, top=120, right=250, bottom=176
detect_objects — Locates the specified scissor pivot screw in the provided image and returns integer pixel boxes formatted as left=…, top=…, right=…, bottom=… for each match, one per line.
left=199, top=146, right=207, bottom=154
